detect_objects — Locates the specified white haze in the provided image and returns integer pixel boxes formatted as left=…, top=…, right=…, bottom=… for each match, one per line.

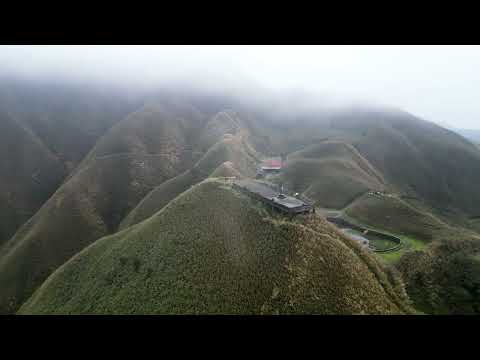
left=1, top=45, right=479, bottom=129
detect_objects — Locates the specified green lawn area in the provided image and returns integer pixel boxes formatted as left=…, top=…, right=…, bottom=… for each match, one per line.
left=340, top=213, right=427, bottom=264
left=376, top=235, right=426, bottom=264
left=368, top=234, right=398, bottom=252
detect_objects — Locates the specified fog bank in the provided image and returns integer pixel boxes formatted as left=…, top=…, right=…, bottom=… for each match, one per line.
left=1, top=45, right=479, bottom=129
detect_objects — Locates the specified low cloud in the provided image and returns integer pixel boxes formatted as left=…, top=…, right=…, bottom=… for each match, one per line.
left=1, top=45, right=480, bottom=129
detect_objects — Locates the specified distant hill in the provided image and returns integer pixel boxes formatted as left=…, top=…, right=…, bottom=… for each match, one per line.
left=249, top=107, right=480, bottom=218
left=120, top=122, right=258, bottom=229
left=280, top=140, right=385, bottom=209
left=0, top=111, right=66, bottom=246
left=454, top=129, right=480, bottom=144
left=0, top=79, right=141, bottom=245
left=19, top=179, right=412, bottom=315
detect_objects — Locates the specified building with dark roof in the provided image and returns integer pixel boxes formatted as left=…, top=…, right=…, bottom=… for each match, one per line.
left=233, top=180, right=313, bottom=215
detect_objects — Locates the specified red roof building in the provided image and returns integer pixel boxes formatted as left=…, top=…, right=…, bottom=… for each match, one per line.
left=261, top=158, right=282, bottom=171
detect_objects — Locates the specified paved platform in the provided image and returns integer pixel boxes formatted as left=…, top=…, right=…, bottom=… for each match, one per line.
left=234, top=180, right=312, bottom=213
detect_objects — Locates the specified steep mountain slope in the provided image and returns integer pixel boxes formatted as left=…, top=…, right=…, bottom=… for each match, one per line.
left=0, top=77, right=142, bottom=171
left=0, top=78, right=141, bottom=245
left=0, top=111, right=66, bottom=246
left=0, top=100, right=208, bottom=314
left=20, top=179, right=412, bottom=315
left=120, top=112, right=258, bottom=229
left=197, top=110, right=243, bottom=150
left=249, top=106, right=480, bottom=218
left=209, top=161, right=243, bottom=178
left=280, top=141, right=385, bottom=209
left=339, top=109, right=480, bottom=217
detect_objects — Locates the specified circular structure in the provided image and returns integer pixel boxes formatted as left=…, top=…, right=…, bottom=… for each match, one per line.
left=326, top=217, right=402, bottom=253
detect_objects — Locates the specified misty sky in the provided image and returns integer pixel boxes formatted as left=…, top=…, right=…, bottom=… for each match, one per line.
left=1, top=45, right=479, bottom=129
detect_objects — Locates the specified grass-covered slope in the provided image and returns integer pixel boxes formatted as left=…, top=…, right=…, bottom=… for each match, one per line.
left=397, top=238, right=480, bottom=314
left=209, top=161, right=243, bottom=178
left=120, top=127, right=258, bottom=229
left=248, top=106, right=480, bottom=217
left=0, top=154, right=179, bottom=314
left=0, top=101, right=203, bottom=314
left=344, top=194, right=454, bottom=242
left=281, top=141, right=385, bottom=209
left=0, top=78, right=141, bottom=246
left=346, top=110, right=480, bottom=217
left=198, top=110, right=243, bottom=150
left=20, top=179, right=412, bottom=315
left=119, top=168, right=204, bottom=230
left=195, top=133, right=258, bottom=177
left=73, top=101, right=207, bottom=176
left=0, top=112, right=66, bottom=246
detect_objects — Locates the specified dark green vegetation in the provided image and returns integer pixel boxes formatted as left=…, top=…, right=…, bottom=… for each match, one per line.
left=397, top=239, right=480, bottom=314
left=20, top=180, right=412, bottom=315
left=341, top=193, right=480, bottom=314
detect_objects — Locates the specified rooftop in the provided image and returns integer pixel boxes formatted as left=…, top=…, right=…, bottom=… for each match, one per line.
left=234, top=180, right=310, bottom=211
left=261, top=158, right=282, bottom=170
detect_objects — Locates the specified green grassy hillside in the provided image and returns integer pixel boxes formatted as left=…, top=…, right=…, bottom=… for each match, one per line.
left=280, top=141, right=385, bottom=209
left=0, top=153, right=179, bottom=314
left=344, top=194, right=454, bottom=242
left=0, top=112, right=66, bottom=246
left=198, top=110, right=243, bottom=150
left=3, top=84, right=480, bottom=315
left=20, top=179, right=412, bottom=315
left=0, top=77, right=141, bottom=170
left=195, top=132, right=259, bottom=176
left=0, top=79, right=141, bottom=246
left=345, top=110, right=480, bottom=217
left=397, top=238, right=480, bottom=314
left=73, top=101, right=207, bottom=177
left=209, top=161, right=243, bottom=178
left=249, top=107, right=480, bottom=218
left=0, top=101, right=205, bottom=314
left=120, top=131, right=257, bottom=229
